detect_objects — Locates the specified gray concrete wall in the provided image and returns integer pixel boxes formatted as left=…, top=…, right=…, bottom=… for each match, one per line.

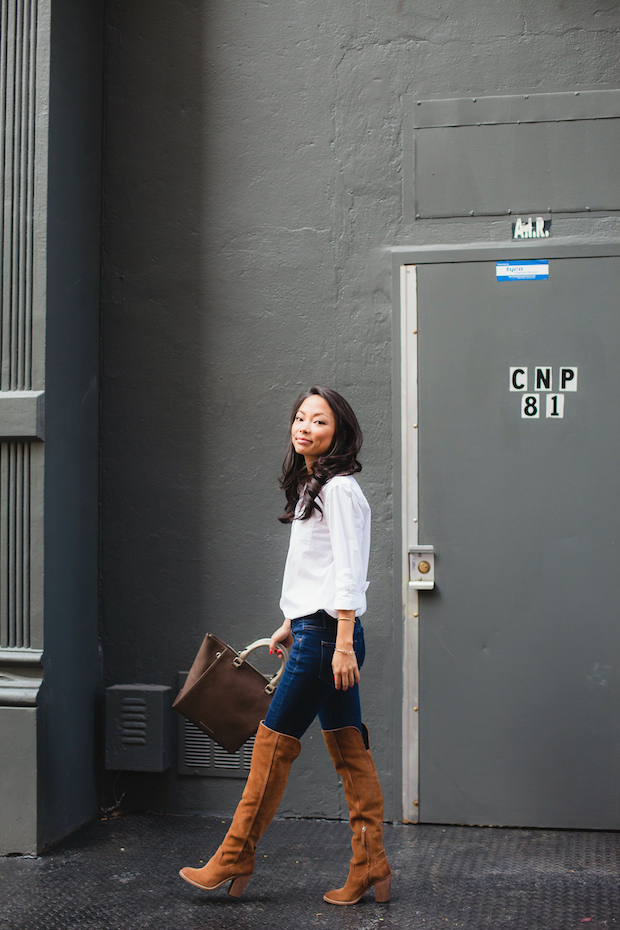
left=100, top=0, right=620, bottom=820
left=0, top=708, right=37, bottom=853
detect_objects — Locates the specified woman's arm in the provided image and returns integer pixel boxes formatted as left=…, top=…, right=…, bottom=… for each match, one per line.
left=323, top=481, right=368, bottom=617
left=332, top=610, right=360, bottom=691
left=323, top=482, right=368, bottom=691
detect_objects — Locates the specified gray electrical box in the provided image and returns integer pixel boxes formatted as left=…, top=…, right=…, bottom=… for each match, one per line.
left=105, top=684, right=172, bottom=772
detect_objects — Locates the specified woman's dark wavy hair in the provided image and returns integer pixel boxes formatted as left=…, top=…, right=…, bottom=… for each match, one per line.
left=279, top=386, right=362, bottom=523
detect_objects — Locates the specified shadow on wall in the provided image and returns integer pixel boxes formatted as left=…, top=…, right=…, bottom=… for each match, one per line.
left=98, top=0, right=386, bottom=822
left=100, top=0, right=209, bottom=810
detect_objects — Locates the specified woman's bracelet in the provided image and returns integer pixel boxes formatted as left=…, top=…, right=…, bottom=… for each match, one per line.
left=335, top=647, right=355, bottom=656
left=337, top=616, right=354, bottom=622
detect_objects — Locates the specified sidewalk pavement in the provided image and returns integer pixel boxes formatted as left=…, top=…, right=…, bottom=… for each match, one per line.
left=1, top=813, right=618, bottom=930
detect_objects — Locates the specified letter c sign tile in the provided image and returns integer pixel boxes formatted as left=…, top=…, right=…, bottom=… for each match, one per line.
left=509, top=367, right=528, bottom=391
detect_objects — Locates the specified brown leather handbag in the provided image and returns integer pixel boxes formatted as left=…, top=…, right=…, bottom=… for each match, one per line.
left=173, top=635, right=289, bottom=753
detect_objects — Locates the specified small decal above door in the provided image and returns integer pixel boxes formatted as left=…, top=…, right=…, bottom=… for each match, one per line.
left=512, top=217, right=552, bottom=239
left=496, top=260, right=549, bottom=281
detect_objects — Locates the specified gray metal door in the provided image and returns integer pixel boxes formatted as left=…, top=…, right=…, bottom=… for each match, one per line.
left=415, top=250, right=620, bottom=828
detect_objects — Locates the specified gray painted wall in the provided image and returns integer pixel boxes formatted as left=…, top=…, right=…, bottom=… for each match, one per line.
left=100, top=0, right=620, bottom=821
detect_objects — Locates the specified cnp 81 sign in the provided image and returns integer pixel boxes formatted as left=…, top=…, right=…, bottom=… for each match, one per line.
left=509, top=366, right=578, bottom=419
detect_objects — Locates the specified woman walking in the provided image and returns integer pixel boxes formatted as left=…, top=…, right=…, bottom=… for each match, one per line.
left=179, top=386, right=391, bottom=905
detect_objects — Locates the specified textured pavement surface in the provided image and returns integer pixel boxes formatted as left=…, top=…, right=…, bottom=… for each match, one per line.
left=1, top=813, right=619, bottom=930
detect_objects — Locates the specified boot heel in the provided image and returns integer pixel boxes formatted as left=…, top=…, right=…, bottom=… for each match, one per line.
left=374, top=876, right=391, bottom=903
left=228, top=874, right=251, bottom=897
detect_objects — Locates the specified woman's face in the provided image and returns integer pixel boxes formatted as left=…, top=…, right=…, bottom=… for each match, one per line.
left=291, top=395, right=336, bottom=466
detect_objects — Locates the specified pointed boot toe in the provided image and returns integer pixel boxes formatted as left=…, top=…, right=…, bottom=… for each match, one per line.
left=323, top=871, right=391, bottom=905
left=179, top=865, right=223, bottom=890
left=179, top=861, right=252, bottom=896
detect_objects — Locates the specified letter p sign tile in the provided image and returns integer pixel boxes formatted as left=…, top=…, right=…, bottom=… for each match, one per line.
left=560, top=367, right=578, bottom=391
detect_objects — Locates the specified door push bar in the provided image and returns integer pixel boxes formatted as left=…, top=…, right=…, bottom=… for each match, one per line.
left=409, top=545, right=435, bottom=590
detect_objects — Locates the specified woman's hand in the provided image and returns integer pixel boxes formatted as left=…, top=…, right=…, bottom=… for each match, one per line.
left=269, top=620, right=294, bottom=656
left=332, top=648, right=360, bottom=691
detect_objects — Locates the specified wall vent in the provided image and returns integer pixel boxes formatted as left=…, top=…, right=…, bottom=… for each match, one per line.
left=120, top=696, right=147, bottom=745
left=177, top=673, right=253, bottom=777
left=178, top=717, right=254, bottom=777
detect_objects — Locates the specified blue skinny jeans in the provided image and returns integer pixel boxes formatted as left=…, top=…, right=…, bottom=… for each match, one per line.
left=264, top=610, right=366, bottom=740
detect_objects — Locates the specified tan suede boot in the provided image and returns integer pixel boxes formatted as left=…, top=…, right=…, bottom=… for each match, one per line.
left=322, top=725, right=391, bottom=905
left=179, top=722, right=301, bottom=897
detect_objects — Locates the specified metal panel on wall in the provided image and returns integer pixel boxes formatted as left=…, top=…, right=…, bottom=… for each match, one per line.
left=401, top=243, right=620, bottom=828
left=403, top=90, right=620, bottom=219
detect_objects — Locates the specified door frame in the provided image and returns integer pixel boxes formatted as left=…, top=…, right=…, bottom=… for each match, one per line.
left=391, top=237, right=620, bottom=823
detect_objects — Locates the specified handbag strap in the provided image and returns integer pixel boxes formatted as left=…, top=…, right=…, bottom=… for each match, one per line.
left=233, top=638, right=289, bottom=694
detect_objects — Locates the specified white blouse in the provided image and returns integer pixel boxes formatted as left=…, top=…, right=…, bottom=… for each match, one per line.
left=279, top=474, right=371, bottom=620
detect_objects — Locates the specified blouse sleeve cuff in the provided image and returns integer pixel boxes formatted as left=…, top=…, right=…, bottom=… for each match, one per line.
left=335, top=568, right=364, bottom=606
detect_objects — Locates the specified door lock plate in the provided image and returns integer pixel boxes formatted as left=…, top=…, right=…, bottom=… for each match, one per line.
left=409, top=546, right=435, bottom=589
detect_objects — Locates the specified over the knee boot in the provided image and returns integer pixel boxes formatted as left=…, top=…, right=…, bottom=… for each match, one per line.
left=322, top=724, right=391, bottom=905
left=179, top=722, right=301, bottom=896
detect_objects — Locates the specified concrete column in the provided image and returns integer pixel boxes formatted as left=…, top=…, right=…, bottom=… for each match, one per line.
left=0, top=0, right=102, bottom=854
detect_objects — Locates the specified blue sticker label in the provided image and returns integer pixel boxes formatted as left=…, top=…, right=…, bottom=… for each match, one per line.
left=496, top=260, right=549, bottom=281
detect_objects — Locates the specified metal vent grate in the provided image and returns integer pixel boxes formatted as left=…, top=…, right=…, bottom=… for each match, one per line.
left=183, top=720, right=211, bottom=767
left=176, top=675, right=255, bottom=778
left=213, top=741, right=243, bottom=770
left=178, top=717, right=254, bottom=778
left=120, top=696, right=147, bottom=745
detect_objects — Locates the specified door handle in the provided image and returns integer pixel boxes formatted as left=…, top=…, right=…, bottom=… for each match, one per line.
left=409, top=546, right=435, bottom=589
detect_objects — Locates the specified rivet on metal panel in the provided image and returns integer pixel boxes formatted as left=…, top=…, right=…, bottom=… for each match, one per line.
left=413, top=800, right=419, bottom=806
left=413, top=706, right=418, bottom=712
left=413, top=330, right=417, bottom=334
left=586, top=206, right=591, bottom=211
left=413, top=517, right=418, bottom=523
left=469, top=210, right=475, bottom=215
left=507, top=209, right=512, bottom=214
left=472, top=97, right=476, bottom=102
left=413, top=423, right=418, bottom=428
left=415, top=213, right=420, bottom=219
left=413, top=613, right=419, bottom=618
left=524, top=94, right=529, bottom=99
